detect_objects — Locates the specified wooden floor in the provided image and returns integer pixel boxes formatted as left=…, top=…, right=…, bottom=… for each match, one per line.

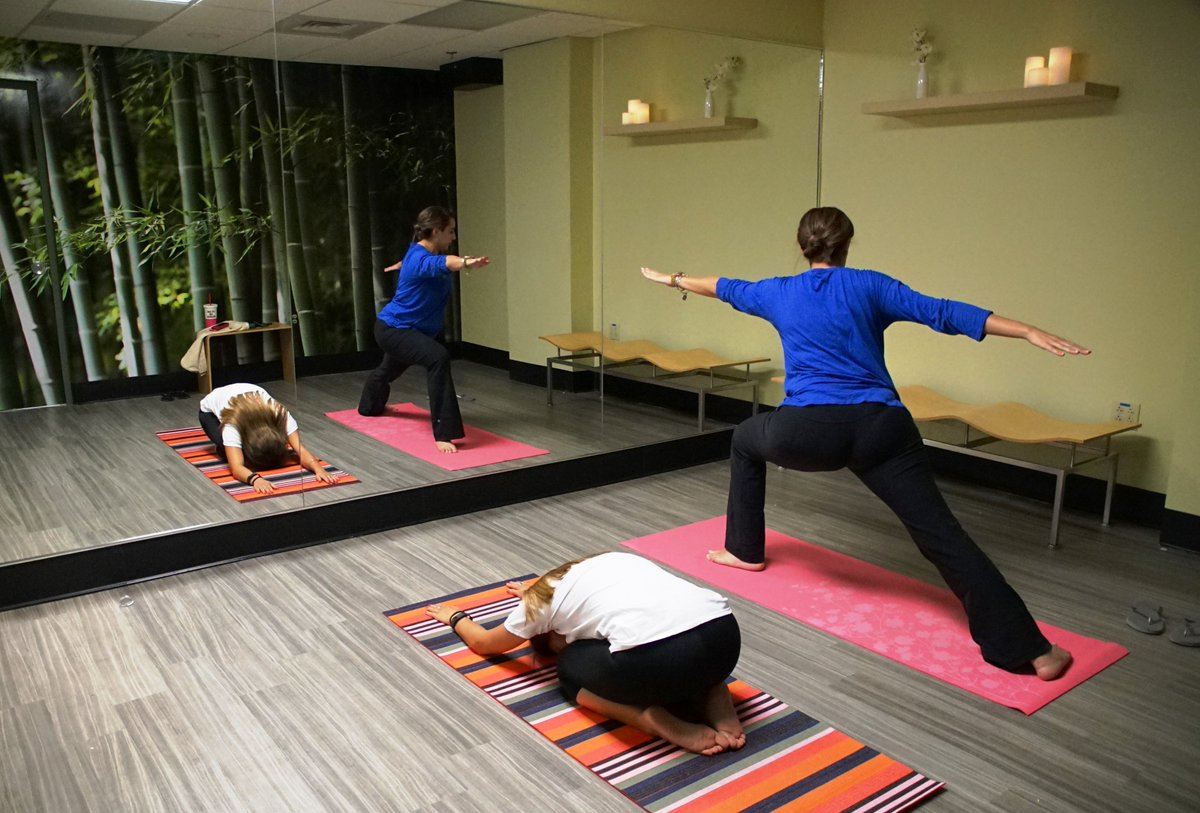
left=1, top=460, right=1196, bottom=812
left=0, top=362, right=715, bottom=563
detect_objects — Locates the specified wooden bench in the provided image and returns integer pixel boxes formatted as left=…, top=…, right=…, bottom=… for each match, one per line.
left=541, top=331, right=769, bottom=430
left=766, top=380, right=1140, bottom=547
left=902, top=385, right=1142, bottom=548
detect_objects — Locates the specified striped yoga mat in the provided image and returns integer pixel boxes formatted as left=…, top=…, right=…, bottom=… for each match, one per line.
left=157, top=427, right=359, bottom=502
left=386, top=578, right=945, bottom=812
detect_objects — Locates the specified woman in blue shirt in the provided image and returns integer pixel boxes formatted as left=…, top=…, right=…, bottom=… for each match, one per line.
left=357, top=206, right=490, bottom=454
left=640, top=207, right=1085, bottom=680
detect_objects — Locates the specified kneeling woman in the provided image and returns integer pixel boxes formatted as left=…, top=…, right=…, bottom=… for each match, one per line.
left=198, top=383, right=337, bottom=494
left=426, top=552, right=745, bottom=756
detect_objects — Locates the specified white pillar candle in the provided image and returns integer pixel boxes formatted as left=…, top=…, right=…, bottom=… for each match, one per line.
left=621, top=111, right=633, bottom=125
left=1023, top=56, right=1045, bottom=88
left=634, top=101, right=650, bottom=124
left=627, top=99, right=642, bottom=113
left=1047, top=47, right=1072, bottom=85
left=1027, top=66, right=1050, bottom=87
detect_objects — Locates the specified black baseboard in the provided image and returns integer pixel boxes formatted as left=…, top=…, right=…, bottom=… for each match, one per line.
left=1160, top=508, right=1200, bottom=552
left=451, top=341, right=509, bottom=371
left=509, top=357, right=597, bottom=393
left=0, top=429, right=732, bottom=612
left=924, top=446, right=1165, bottom=528
left=71, top=349, right=383, bottom=403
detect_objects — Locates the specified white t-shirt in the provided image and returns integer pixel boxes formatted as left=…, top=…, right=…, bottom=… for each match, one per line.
left=199, top=383, right=298, bottom=448
left=503, top=552, right=732, bottom=653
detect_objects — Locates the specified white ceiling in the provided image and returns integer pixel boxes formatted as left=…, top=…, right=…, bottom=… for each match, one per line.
left=2, top=0, right=635, bottom=70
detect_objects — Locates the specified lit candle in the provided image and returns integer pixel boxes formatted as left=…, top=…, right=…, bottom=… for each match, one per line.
left=1047, top=47, right=1072, bottom=85
left=627, top=99, right=641, bottom=113
left=621, top=111, right=633, bottom=125
left=635, top=101, right=650, bottom=124
left=1023, top=56, right=1045, bottom=88
left=1027, top=67, right=1050, bottom=87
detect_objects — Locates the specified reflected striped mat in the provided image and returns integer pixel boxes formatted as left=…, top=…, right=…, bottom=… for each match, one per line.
left=157, top=427, right=358, bottom=502
left=386, top=578, right=945, bottom=812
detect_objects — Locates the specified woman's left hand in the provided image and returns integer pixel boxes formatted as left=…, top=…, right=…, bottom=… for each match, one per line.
left=425, top=603, right=460, bottom=625
left=640, top=266, right=673, bottom=286
left=312, top=467, right=337, bottom=484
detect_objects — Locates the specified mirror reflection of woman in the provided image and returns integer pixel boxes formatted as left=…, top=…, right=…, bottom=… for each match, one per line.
left=426, top=552, right=746, bottom=756
left=357, top=206, right=490, bottom=454
left=641, top=206, right=1086, bottom=681
left=198, top=383, right=336, bottom=494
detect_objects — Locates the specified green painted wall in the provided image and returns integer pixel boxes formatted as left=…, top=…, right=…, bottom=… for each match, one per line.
left=455, top=86, right=508, bottom=351
left=597, top=27, right=821, bottom=375
left=821, top=0, right=1200, bottom=497
left=503, top=38, right=596, bottom=366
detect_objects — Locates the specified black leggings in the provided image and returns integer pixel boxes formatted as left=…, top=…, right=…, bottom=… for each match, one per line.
left=198, top=409, right=225, bottom=458
left=357, top=320, right=464, bottom=442
left=556, top=614, right=741, bottom=716
left=726, top=403, right=1050, bottom=671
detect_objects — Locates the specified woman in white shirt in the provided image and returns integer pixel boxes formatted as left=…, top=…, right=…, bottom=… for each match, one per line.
left=426, top=552, right=745, bottom=756
left=198, top=383, right=337, bottom=494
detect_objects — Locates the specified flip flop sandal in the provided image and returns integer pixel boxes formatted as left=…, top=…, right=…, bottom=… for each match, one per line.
left=1126, top=602, right=1165, bottom=634
left=1168, top=618, right=1200, bottom=647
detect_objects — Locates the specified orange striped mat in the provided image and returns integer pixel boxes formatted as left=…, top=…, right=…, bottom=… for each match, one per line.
left=157, top=427, right=358, bottom=502
left=387, top=578, right=945, bottom=812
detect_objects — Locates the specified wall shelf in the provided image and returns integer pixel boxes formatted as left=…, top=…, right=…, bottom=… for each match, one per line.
left=603, top=116, right=758, bottom=137
left=862, top=82, right=1119, bottom=117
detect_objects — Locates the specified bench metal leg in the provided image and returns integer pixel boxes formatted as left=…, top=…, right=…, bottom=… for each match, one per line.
left=546, top=360, right=554, bottom=406
left=1102, top=454, right=1118, bottom=526
left=698, top=391, right=706, bottom=431
left=1049, top=470, right=1066, bottom=549
left=751, top=383, right=759, bottom=416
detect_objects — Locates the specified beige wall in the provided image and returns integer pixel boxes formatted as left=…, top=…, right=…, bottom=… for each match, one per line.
left=597, top=27, right=822, bottom=370
left=488, top=0, right=823, bottom=48
left=455, top=86, right=508, bottom=351
left=820, top=0, right=1200, bottom=497
left=503, top=37, right=596, bottom=366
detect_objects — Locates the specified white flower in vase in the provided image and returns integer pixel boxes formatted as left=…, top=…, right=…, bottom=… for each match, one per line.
left=702, top=56, right=742, bottom=118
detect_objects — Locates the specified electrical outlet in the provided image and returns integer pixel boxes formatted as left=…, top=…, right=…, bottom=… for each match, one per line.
left=1113, top=401, right=1140, bottom=423
left=608, top=322, right=619, bottom=341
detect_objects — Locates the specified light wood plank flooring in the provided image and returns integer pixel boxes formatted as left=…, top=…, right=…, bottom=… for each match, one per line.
left=1, top=462, right=1196, bottom=812
left=0, top=363, right=716, bottom=563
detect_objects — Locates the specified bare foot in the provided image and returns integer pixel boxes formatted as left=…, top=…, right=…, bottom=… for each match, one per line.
left=435, top=441, right=458, bottom=455
left=703, top=684, right=746, bottom=751
left=642, top=706, right=724, bottom=756
left=706, top=549, right=766, bottom=572
left=1032, top=644, right=1073, bottom=681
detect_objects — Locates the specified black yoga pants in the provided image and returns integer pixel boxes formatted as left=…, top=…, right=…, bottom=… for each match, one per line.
left=725, top=403, right=1051, bottom=672
left=357, top=320, right=464, bottom=442
left=555, top=614, right=741, bottom=714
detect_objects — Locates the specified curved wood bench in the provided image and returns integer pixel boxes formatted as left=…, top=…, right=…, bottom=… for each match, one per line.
left=764, top=380, right=1140, bottom=547
left=540, top=332, right=769, bottom=429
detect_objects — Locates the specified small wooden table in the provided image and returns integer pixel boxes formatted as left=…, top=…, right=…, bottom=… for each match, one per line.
left=198, top=322, right=296, bottom=394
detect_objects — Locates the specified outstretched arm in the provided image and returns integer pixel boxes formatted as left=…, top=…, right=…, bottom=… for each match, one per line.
left=425, top=603, right=527, bottom=655
left=640, top=267, right=719, bottom=298
left=984, top=315, right=1091, bottom=357
left=445, top=255, right=491, bottom=273
left=288, top=430, right=336, bottom=483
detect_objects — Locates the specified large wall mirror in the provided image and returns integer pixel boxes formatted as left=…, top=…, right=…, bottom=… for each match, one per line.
left=0, top=1, right=821, bottom=575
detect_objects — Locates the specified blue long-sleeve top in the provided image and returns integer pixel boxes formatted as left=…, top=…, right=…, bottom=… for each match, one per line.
left=716, top=267, right=992, bottom=409
left=377, top=242, right=451, bottom=336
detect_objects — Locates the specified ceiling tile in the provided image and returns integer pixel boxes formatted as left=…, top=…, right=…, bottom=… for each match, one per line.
left=172, top=2, right=274, bottom=31
left=20, top=24, right=136, bottom=47
left=0, top=0, right=54, bottom=36
left=48, top=0, right=185, bottom=23
left=302, top=0, right=430, bottom=25
left=219, top=31, right=328, bottom=59
left=127, top=24, right=257, bottom=54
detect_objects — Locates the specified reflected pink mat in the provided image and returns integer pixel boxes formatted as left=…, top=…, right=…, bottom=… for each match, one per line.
left=325, top=403, right=549, bottom=471
left=623, top=517, right=1127, bottom=715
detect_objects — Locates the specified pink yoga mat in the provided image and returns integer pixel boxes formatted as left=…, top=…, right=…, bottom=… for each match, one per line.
left=325, top=403, right=549, bottom=471
left=623, top=517, right=1127, bottom=715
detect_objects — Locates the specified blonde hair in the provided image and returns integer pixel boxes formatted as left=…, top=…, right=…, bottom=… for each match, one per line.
left=523, top=556, right=595, bottom=623
left=221, top=393, right=290, bottom=470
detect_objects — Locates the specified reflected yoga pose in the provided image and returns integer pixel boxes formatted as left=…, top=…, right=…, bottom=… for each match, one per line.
left=357, top=206, right=490, bottom=454
left=640, top=206, right=1087, bottom=680
left=426, top=552, right=745, bottom=755
left=198, top=383, right=337, bottom=494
